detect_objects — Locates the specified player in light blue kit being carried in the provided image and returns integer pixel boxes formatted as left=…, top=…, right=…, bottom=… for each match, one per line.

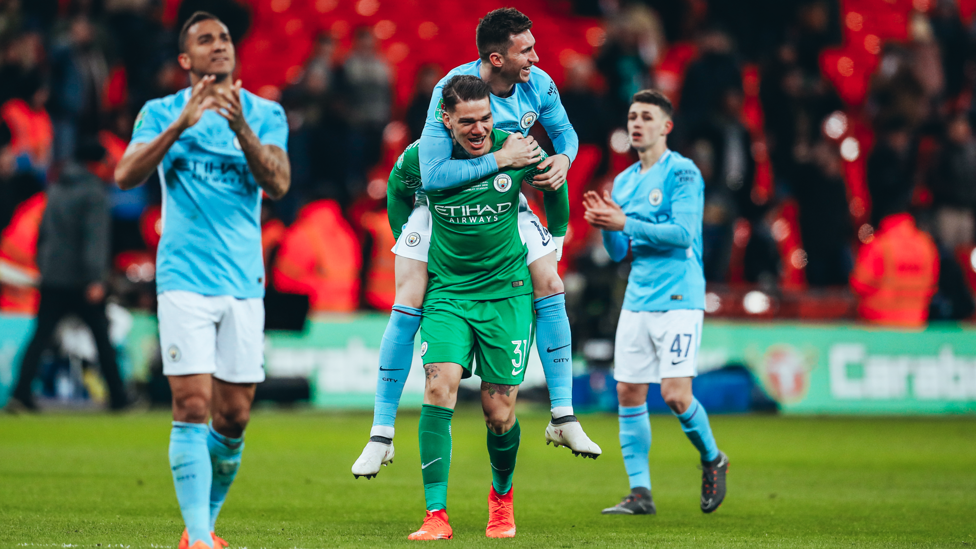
left=583, top=90, right=728, bottom=516
left=114, top=12, right=290, bottom=549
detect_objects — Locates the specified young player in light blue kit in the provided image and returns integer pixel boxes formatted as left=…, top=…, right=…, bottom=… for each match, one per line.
left=353, top=7, right=600, bottom=478
left=583, top=90, right=728, bottom=516
left=114, top=12, right=290, bottom=549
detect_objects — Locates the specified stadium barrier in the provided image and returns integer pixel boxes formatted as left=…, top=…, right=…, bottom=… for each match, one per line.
left=1, top=313, right=974, bottom=414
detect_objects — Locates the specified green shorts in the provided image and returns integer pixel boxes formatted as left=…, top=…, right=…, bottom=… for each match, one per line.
left=420, top=294, right=535, bottom=385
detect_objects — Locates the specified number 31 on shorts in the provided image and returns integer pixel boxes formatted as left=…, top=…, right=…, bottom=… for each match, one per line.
left=511, top=339, right=528, bottom=375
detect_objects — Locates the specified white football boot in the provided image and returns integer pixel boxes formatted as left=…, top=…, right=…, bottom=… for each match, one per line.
left=352, top=439, right=395, bottom=479
left=545, top=417, right=602, bottom=459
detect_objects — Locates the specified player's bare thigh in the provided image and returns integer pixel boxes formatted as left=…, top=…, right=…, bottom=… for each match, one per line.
left=394, top=254, right=428, bottom=309
left=423, top=362, right=464, bottom=409
left=480, top=382, right=519, bottom=434
left=528, top=251, right=563, bottom=299
left=169, top=374, right=255, bottom=437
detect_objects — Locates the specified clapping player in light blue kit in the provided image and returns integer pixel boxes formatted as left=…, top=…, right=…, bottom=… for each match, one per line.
left=584, top=90, right=728, bottom=516
left=115, top=12, right=290, bottom=549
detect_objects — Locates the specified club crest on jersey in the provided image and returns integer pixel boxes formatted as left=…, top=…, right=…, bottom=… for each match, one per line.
left=493, top=173, right=513, bottom=192
left=167, top=345, right=181, bottom=363
left=520, top=111, right=538, bottom=129
left=649, top=188, right=663, bottom=206
left=420, top=341, right=428, bottom=356
left=406, top=232, right=421, bottom=247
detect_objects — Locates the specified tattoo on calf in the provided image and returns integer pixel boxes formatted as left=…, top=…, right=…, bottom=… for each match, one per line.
left=424, top=364, right=439, bottom=381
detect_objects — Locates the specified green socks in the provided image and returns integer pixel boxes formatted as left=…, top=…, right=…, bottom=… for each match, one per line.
left=419, top=404, right=454, bottom=511
left=487, top=419, right=520, bottom=496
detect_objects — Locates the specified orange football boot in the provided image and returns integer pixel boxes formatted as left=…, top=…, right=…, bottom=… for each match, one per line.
left=179, top=529, right=229, bottom=549
left=486, top=485, right=516, bottom=538
left=408, top=509, right=453, bottom=540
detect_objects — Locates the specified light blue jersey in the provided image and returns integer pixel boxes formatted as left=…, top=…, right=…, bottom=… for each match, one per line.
left=131, top=88, right=288, bottom=298
left=419, top=60, right=578, bottom=190
left=602, top=150, right=705, bottom=311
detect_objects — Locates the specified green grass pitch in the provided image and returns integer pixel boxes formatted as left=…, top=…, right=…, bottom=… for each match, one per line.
left=1, top=408, right=974, bottom=548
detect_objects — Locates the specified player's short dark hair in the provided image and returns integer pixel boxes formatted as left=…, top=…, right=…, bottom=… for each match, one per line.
left=441, top=75, right=491, bottom=113
left=179, top=11, right=223, bottom=53
left=632, top=89, right=674, bottom=118
left=476, top=8, right=533, bottom=60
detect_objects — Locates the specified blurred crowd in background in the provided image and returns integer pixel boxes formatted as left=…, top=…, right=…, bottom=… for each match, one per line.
left=2, top=0, right=976, bottom=335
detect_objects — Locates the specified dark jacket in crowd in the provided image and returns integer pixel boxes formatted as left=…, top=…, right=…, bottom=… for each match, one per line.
left=36, top=162, right=110, bottom=287
left=933, top=140, right=976, bottom=209
left=867, top=138, right=915, bottom=226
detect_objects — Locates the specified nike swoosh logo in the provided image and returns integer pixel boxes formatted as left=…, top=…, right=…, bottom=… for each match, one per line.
left=379, top=367, right=405, bottom=371
left=511, top=367, right=525, bottom=376
left=671, top=360, right=688, bottom=365
left=421, top=458, right=442, bottom=469
left=546, top=344, right=571, bottom=353
left=702, top=497, right=713, bottom=507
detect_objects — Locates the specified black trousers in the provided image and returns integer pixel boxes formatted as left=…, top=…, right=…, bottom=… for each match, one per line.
left=13, top=286, right=126, bottom=407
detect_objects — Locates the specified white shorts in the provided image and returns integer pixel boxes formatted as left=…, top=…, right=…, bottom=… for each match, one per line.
left=613, top=309, right=704, bottom=384
left=158, top=290, right=266, bottom=383
left=391, top=196, right=556, bottom=265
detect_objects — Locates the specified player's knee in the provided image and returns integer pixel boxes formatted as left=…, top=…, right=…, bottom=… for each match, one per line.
left=424, top=383, right=455, bottom=407
left=661, top=388, right=692, bottom=414
left=483, top=407, right=515, bottom=434
left=616, top=382, right=644, bottom=407
left=531, top=269, right=564, bottom=298
left=172, top=393, right=209, bottom=424
left=394, top=276, right=426, bottom=309
left=212, top=406, right=250, bottom=437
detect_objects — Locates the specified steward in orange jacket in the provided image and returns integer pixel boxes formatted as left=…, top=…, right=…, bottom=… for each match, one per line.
left=0, top=192, right=46, bottom=313
left=851, top=213, right=939, bottom=328
left=360, top=209, right=396, bottom=311
left=272, top=199, right=362, bottom=312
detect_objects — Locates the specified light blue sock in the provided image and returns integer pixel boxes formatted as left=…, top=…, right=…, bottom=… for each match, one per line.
left=170, top=422, right=213, bottom=548
left=372, top=305, right=422, bottom=437
left=534, top=293, right=573, bottom=415
left=618, top=405, right=651, bottom=490
left=207, top=424, right=244, bottom=532
left=675, top=398, right=719, bottom=462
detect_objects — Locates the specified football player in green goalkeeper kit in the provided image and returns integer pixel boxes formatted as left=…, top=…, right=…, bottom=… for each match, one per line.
left=399, top=74, right=553, bottom=540
left=352, top=9, right=600, bottom=481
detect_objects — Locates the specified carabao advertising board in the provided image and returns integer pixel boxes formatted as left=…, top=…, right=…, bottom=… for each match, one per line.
left=1, top=313, right=974, bottom=413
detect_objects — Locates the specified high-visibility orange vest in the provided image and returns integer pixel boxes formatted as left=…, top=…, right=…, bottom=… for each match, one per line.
left=0, top=98, right=53, bottom=171
left=361, top=210, right=396, bottom=311
left=272, top=200, right=362, bottom=313
left=851, top=213, right=939, bottom=327
left=0, top=192, right=46, bottom=313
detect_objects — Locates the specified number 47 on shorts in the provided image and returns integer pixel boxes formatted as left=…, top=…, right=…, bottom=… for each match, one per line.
left=670, top=333, right=693, bottom=365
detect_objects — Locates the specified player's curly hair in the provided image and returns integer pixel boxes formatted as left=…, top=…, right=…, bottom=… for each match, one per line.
left=476, top=8, right=533, bottom=60
left=179, top=11, right=223, bottom=53
left=441, top=75, right=491, bottom=112
left=632, top=89, right=674, bottom=118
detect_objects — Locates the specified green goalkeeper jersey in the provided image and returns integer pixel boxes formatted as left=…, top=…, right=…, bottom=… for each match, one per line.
left=386, top=139, right=570, bottom=241
left=386, top=140, right=425, bottom=240
left=424, top=128, right=543, bottom=301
